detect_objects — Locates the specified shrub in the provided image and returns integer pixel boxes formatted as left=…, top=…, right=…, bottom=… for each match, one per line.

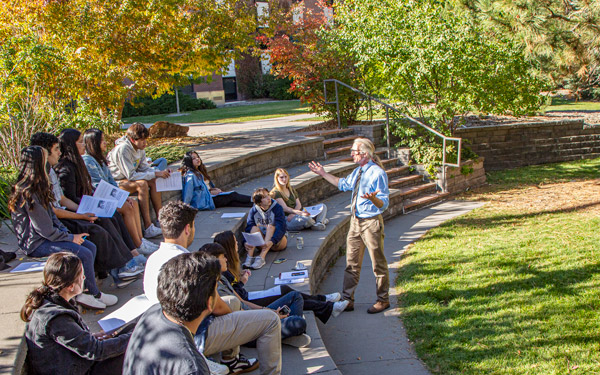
left=60, top=100, right=123, bottom=135
left=123, top=91, right=216, bottom=118
left=263, top=75, right=296, bottom=100
left=145, top=145, right=187, bottom=164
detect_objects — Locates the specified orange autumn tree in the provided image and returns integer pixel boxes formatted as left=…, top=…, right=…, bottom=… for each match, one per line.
left=260, top=0, right=363, bottom=125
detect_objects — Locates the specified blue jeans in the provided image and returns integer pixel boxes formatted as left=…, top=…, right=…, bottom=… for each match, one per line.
left=151, top=157, right=168, bottom=171
left=286, top=204, right=328, bottom=231
left=31, top=240, right=99, bottom=295
left=267, top=291, right=306, bottom=339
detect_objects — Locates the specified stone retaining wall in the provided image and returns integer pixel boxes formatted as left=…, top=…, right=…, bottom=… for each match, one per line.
left=455, top=119, right=600, bottom=171
left=437, top=158, right=486, bottom=194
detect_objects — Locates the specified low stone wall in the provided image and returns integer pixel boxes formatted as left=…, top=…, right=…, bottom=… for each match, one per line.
left=309, top=217, right=351, bottom=293
left=455, top=119, right=600, bottom=171
left=349, top=123, right=386, bottom=146
left=437, top=158, right=486, bottom=194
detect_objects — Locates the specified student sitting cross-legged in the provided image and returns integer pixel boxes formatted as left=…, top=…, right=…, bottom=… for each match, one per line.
left=107, top=122, right=169, bottom=238
left=142, top=201, right=282, bottom=375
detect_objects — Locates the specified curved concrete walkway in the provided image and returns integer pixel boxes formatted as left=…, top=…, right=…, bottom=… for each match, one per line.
left=317, top=200, right=485, bottom=375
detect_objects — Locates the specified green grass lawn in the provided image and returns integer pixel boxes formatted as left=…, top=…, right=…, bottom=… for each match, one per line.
left=397, top=159, right=600, bottom=374
left=122, top=100, right=310, bottom=124
left=545, top=98, right=600, bottom=112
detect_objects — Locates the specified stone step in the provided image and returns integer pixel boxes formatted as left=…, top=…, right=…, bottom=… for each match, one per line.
left=325, top=145, right=352, bottom=159
left=385, top=165, right=410, bottom=180
left=403, top=192, right=450, bottom=213
left=389, top=174, right=423, bottom=189
left=322, top=135, right=359, bottom=150
left=381, top=158, right=398, bottom=169
left=301, top=128, right=355, bottom=139
left=395, top=182, right=438, bottom=200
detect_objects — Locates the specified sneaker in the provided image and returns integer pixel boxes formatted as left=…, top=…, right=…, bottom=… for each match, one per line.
left=133, top=254, right=147, bottom=266
left=118, top=263, right=144, bottom=279
left=325, top=292, right=341, bottom=302
left=98, top=292, right=118, bottom=306
left=116, top=278, right=136, bottom=289
left=206, top=358, right=229, bottom=375
left=311, top=222, right=326, bottom=231
left=221, top=353, right=259, bottom=375
left=332, top=300, right=350, bottom=318
left=282, top=333, right=311, bottom=348
left=242, top=256, right=254, bottom=269
left=76, top=293, right=106, bottom=310
left=251, top=257, right=266, bottom=270
left=322, top=218, right=329, bottom=225
left=139, top=238, right=159, bottom=255
left=144, top=223, right=162, bottom=238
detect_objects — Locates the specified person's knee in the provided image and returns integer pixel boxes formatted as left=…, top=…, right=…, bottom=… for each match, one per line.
left=136, top=180, right=149, bottom=191
left=284, top=316, right=306, bottom=335
left=222, top=295, right=241, bottom=311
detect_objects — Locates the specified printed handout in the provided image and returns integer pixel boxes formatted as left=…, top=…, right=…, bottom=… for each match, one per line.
left=221, top=212, right=246, bottom=219
left=77, top=195, right=118, bottom=217
left=247, top=286, right=282, bottom=300
left=242, top=231, right=266, bottom=247
left=10, top=261, right=46, bottom=273
left=304, top=203, right=324, bottom=218
left=98, top=294, right=155, bottom=333
left=156, top=171, right=182, bottom=192
left=93, top=180, right=129, bottom=208
left=275, top=270, right=308, bottom=285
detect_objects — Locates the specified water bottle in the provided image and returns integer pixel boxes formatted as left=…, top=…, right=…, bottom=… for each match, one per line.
left=296, top=236, right=304, bottom=250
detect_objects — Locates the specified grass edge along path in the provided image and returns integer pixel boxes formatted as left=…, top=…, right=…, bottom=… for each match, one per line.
left=396, top=158, right=600, bottom=375
left=122, top=100, right=309, bottom=124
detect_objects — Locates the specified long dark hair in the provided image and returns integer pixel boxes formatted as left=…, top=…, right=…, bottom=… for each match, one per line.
left=214, top=231, right=240, bottom=281
left=179, top=151, right=211, bottom=181
left=20, top=252, right=82, bottom=322
left=58, top=128, right=93, bottom=196
left=83, top=128, right=108, bottom=166
left=8, top=146, right=53, bottom=212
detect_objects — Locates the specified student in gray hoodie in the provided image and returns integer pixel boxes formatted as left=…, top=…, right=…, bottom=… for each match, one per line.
left=107, top=122, right=170, bottom=238
left=243, top=188, right=288, bottom=270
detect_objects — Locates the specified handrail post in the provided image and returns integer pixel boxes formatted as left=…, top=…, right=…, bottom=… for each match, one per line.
left=385, top=106, right=390, bottom=159
left=334, top=81, right=341, bottom=129
left=442, top=138, right=447, bottom=193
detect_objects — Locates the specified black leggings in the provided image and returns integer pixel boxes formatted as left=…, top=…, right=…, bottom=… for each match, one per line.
left=213, top=191, right=252, bottom=208
left=248, top=284, right=334, bottom=324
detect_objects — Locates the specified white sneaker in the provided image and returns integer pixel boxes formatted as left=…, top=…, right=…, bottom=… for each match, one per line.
left=332, top=300, right=350, bottom=318
left=311, top=222, right=326, bottom=231
left=206, top=358, right=229, bottom=375
left=139, top=238, right=159, bottom=255
left=242, top=256, right=254, bottom=269
left=144, top=223, right=162, bottom=238
left=118, top=263, right=144, bottom=279
left=322, top=218, right=329, bottom=225
left=251, top=257, right=266, bottom=270
left=282, top=333, right=311, bottom=348
left=98, top=292, right=118, bottom=306
left=325, top=292, right=341, bottom=302
left=76, top=293, right=106, bottom=310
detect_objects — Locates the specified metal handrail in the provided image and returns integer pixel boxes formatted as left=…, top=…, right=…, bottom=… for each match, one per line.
left=323, top=79, right=462, bottom=191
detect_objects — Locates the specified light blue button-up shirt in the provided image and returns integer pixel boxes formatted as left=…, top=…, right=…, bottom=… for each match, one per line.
left=338, top=160, right=389, bottom=218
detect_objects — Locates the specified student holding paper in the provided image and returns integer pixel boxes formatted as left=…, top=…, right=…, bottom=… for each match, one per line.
left=180, top=151, right=252, bottom=210
left=10, top=146, right=117, bottom=310
left=215, top=231, right=349, bottom=324
left=82, top=128, right=158, bottom=255
left=21, top=252, right=131, bottom=375
left=243, top=188, right=287, bottom=270
left=107, top=123, right=169, bottom=237
left=270, top=168, right=328, bottom=231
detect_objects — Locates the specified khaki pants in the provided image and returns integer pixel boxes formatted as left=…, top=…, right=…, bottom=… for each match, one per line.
left=204, top=309, right=282, bottom=375
left=342, top=214, right=390, bottom=303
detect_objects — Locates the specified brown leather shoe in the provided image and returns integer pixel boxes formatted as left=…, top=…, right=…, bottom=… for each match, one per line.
left=344, top=301, right=354, bottom=311
left=367, top=301, right=390, bottom=314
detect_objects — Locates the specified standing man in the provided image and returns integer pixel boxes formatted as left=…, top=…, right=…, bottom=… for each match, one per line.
left=309, top=138, right=391, bottom=314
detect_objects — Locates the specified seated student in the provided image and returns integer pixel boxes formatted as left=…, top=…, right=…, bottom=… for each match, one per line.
left=31, top=132, right=144, bottom=293
left=55, top=130, right=145, bottom=279
left=243, top=188, right=287, bottom=270
left=180, top=151, right=252, bottom=210
left=82, top=128, right=158, bottom=255
left=9, top=146, right=117, bottom=309
left=199, top=243, right=311, bottom=348
left=107, top=122, right=169, bottom=238
left=271, top=168, right=328, bottom=231
left=21, top=252, right=131, bottom=375
left=215, top=231, right=349, bottom=324
left=143, top=201, right=281, bottom=375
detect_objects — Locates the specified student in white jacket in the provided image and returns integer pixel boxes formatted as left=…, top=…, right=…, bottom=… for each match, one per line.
left=107, top=123, right=170, bottom=238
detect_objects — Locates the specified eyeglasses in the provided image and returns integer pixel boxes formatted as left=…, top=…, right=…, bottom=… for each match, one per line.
left=350, top=149, right=364, bottom=155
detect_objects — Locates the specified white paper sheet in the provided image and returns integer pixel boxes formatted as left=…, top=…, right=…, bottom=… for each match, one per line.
left=93, top=180, right=129, bottom=208
left=98, top=294, right=155, bottom=333
left=221, top=212, right=246, bottom=218
left=10, top=261, right=46, bottom=273
left=211, top=191, right=234, bottom=197
left=243, top=232, right=266, bottom=247
left=275, top=270, right=308, bottom=285
left=304, top=203, right=324, bottom=218
left=274, top=278, right=305, bottom=285
left=248, top=286, right=282, bottom=301
left=155, top=171, right=182, bottom=192
left=76, top=195, right=118, bottom=217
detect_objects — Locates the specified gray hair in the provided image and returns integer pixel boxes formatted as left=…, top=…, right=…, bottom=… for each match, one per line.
left=353, top=138, right=384, bottom=169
